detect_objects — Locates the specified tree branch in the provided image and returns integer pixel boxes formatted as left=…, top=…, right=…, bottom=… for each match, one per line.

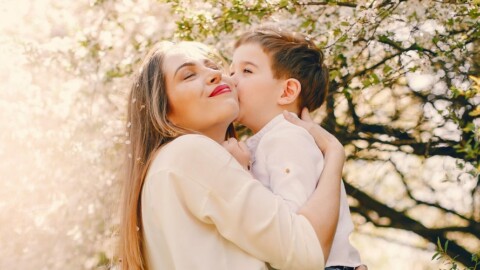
left=345, top=180, right=476, bottom=266
left=300, top=1, right=357, bottom=8
left=388, top=158, right=474, bottom=222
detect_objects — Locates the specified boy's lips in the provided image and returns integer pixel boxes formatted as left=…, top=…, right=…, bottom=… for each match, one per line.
left=209, top=84, right=231, bottom=97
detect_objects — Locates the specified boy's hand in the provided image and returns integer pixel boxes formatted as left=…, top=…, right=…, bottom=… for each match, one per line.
left=222, top=138, right=251, bottom=171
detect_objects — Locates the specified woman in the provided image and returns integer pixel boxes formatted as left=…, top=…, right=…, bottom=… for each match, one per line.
left=119, top=41, right=346, bottom=270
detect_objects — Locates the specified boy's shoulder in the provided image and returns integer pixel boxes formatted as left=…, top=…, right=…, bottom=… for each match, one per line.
left=254, top=117, right=324, bottom=162
left=260, top=117, right=316, bottom=147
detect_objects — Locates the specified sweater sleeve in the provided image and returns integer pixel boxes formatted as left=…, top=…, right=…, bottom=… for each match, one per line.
left=154, top=134, right=324, bottom=270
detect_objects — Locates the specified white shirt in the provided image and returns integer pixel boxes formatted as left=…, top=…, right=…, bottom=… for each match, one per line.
left=246, top=114, right=362, bottom=267
left=141, top=134, right=324, bottom=270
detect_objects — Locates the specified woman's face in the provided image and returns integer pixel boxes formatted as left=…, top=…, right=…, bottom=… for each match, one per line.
left=164, top=44, right=239, bottom=135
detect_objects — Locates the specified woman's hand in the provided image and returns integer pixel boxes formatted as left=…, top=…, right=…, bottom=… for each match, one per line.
left=282, top=108, right=344, bottom=154
left=283, top=108, right=345, bottom=166
left=222, top=138, right=251, bottom=171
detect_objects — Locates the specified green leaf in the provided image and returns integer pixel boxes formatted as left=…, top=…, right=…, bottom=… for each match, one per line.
left=342, top=87, right=352, bottom=99
left=371, top=73, right=380, bottom=84
left=437, top=238, right=443, bottom=251
left=362, top=79, right=372, bottom=88
left=383, top=65, right=392, bottom=74
left=329, top=69, right=340, bottom=80
left=409, top=66, right=419, bottom=72
left=333, top=28, right=342, bottom=37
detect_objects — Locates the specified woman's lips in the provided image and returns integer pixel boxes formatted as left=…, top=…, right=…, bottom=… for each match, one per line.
left=209, top=84, right=231, bottom=97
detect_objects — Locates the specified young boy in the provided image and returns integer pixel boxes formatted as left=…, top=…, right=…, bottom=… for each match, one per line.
left=227, top=26, right=366, bottom=270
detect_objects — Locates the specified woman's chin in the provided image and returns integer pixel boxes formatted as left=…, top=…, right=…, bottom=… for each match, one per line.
left=227, top=106, right=240, bottom=123
left=219, top=108, right=239, bottom=128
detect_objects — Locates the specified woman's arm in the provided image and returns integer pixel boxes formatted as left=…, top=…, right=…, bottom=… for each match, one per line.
left=157, top=134, right=324, bottom=269
left=283, top=108, right=344, bottom=261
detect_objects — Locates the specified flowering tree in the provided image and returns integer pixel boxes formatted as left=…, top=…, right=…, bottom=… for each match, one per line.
left=167, top=0, right=479, bottom=267
left=0, top=0, right=478, bottom=269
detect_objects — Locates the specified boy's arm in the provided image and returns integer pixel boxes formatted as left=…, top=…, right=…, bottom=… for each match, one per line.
left=261, top=126, right=341, bottom=260
left=261, top=127, right=324, bottom=212
left=283, top=109, right=343, bottom=261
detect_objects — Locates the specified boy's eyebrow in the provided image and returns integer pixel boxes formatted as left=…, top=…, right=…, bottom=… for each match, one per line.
left=242, top=61, right=258, bottom=67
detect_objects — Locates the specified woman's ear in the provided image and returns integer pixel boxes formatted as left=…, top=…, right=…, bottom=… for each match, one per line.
left=277, top=78, right=301, bottom=105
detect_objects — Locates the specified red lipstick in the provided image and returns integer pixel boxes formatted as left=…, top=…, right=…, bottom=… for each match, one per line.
left=209, top=84, right=231, bottom=97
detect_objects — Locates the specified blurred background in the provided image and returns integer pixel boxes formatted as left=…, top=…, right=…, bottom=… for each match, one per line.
left=0, top=0, right=478, bottom=269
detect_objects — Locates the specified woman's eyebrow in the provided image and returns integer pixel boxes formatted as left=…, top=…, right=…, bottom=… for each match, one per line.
left=174, top=62, right=195, bottom=77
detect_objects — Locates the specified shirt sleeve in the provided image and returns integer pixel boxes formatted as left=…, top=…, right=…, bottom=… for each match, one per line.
left=260, top=126, right=324, bottom=212
left=155, top=134, right=324, bottom=270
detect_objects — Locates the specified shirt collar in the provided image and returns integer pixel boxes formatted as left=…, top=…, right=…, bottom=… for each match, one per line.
left=246, top=113, right=295, bottom=155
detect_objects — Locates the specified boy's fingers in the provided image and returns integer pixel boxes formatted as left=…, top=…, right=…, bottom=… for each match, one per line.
left=223, top=139, right=236, bottom=149
left=238, top=141, right=249, bottom=153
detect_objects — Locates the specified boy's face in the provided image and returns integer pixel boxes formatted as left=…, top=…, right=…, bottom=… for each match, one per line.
left=230, top=43, right=284, bottom=131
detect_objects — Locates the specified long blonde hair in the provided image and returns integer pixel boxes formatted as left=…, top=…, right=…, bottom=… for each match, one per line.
left=119, top=41, right=235, bottom=270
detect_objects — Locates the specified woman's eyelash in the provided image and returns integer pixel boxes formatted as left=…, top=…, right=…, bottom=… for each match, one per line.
left=184, top=73, right=195, bottom=79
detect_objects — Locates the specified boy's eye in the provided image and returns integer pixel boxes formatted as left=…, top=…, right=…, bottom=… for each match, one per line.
left=243, top=68, right=252, bottom=74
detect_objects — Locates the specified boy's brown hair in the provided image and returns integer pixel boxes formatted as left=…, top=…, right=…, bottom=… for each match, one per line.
left=234, top=26, right=329, bottom=112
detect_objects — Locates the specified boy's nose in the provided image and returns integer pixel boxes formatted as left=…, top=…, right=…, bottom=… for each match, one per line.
left=229, top=73, right=238, bottom=86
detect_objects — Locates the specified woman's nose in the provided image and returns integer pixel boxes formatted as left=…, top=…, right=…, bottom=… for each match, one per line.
left=207, top=69, right=222, bottom=84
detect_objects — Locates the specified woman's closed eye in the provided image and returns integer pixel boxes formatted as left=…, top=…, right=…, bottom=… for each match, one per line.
left=183, top=72, right=196, bottom=80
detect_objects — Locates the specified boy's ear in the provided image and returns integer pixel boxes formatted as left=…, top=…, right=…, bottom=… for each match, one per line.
left=277, top=78, right=301, bottom=105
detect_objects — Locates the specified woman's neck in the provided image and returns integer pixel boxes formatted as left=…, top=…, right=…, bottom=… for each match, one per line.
left=200, top=123, right=230, bottom=144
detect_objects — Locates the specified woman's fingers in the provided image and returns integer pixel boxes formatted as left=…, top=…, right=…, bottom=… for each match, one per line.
left=300, top=107, right=314, bottom=122
left=283, top=110, right=315, bottom=134
left=283, top=110, right=306, bottom=127
left=283, top=109, right=344, bottom=155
